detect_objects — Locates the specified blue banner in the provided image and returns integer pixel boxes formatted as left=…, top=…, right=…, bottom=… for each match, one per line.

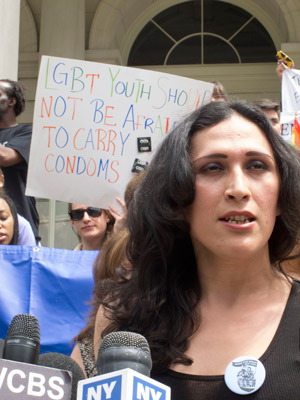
left=0, top=245, right=97, bottom=355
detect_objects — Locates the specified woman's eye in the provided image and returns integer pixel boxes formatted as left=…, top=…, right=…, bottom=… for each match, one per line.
left=200, top=163, right=224, bottom=172
left=248, top=161, right=268, bottom=170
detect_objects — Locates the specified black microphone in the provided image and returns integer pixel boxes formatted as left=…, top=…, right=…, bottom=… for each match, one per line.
left=97, top=331, right=152, bottom=376
left=0, top=338, right=4, bottom=357
left=77, top=331, right=170, bottom=399
left=3, top=314, right=40, bottom=364
left=38, top=352, right=85, bottom=400
left=78, top=331, right=170, bottom=399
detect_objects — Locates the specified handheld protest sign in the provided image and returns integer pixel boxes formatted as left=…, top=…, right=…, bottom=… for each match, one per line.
left=280, top=67, right=300, bottom=145
left=26, top=56, right=213, bottom=208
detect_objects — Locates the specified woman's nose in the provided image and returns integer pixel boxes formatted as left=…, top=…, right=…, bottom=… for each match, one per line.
left=224, top=169, right=251, bottom=200
left=82, top=210, right=91, bottom=221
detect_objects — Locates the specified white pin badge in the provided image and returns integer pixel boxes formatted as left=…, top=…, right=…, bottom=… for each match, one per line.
left=224, top=356, right=266, bottom=395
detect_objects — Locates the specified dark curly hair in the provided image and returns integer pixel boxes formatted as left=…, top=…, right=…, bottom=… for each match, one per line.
left=0, top=192, right=19, bottom=245
left=0, top=79, right=26, bottom=116
left=95, top=100, right=300, bottom=373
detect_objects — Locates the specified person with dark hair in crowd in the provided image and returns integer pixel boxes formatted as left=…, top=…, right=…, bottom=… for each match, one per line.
left=0, top=168, right=36, bottom=246
left=252, top=98, right=281, bottom=134
left=0, top=192, right=19, bottom=245
left=0, top=79, right=39, bottom=242
left=92, top=101, right=300, bottom=399
left=211, top=80, right=229, bottom=102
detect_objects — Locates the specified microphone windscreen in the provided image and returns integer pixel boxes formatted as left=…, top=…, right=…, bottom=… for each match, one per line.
left=3, top=314, right=40, bottom=364
left=99, top=331, right=151, bottom=353
left=38, top=352, right=85, bottom=400
left=97, top=331, right=152, bottom=376
left=0, top=338, right=4, bottom=357
left=6, top=314, right=40, bottom=341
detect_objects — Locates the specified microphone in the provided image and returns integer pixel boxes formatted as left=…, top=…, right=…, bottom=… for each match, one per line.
left=77, top=331, right=170, bottom=400
left=38, top=352, right=85, bottom=400
left=3, top=314, right=40, bottom=364
left=0, top=325, right=75, bottom=399
left=0, top=338, right=4, bottom=357
left=97, top=331, right=152, bottom=376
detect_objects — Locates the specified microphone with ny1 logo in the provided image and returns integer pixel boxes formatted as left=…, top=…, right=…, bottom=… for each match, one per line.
left=77, top=331, right=170, bottom=400
left=0, top=313, right=84, bottom=400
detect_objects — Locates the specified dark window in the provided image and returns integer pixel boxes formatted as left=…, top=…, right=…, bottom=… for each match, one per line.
left=231, top=19, right=276, bottom=63
left=153, top=2, right=202, bottom=40
left=128, top=0, right=276, bottom=66
left=203, top=1, right=251, bottom=39
left=128, top=22, right=174, bottom=66
left=167, top=36, right=202, bottom=65
left=204, top=36, right=238, bottom=64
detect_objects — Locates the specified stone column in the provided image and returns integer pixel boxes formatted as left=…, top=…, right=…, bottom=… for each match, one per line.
left=0, top=0, right=20, bottom=79
left=40, top=0, right=85, bottom=60
left=39, top=0, right=85, bottom=247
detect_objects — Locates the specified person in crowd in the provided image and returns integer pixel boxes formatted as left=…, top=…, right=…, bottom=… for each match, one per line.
left=276, top=58, right=295, bottom=81
left=0, top=192, right=19, bottom=245
left=91, top=101, right=300, bottom=399
left=0, top=169, right=36, bottom=246
left=68, top=203, right=115, bottom=251
left=271, top=57, right=300, bottom=277
left=252, top=58, right=295, bottom=136
left=70, top=171, right=146, bottom=377
left=0, top=79, right=39, bottom=242
left=211, top=80, right=229, bottom=102
left=70, top=228, right=130, bottom=377
left=252, top=98, right=281, bottom=134
left=108, top=197, right=127, bottom=234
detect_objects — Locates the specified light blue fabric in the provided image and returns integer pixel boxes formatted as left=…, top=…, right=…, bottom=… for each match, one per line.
left=17, top=214, right=36, bottom=246
left=0, top=245, right=97, bottom=355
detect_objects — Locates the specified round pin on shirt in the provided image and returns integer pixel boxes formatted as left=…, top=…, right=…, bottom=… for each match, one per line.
left=224, top=356, right=266, bottom=395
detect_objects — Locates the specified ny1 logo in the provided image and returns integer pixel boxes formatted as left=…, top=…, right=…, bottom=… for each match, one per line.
left=83, top=375, right=167, bottom=400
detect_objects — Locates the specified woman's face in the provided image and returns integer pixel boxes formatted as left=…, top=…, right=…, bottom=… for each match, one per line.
left=185, top=113, right=280, bottom=261
left=0, top=199, right=14, bottom=245
left=70, top=204, right=110, bottom=244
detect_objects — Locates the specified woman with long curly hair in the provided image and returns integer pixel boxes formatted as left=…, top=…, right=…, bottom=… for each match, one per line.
left=91, top=101, right=300, bottom=399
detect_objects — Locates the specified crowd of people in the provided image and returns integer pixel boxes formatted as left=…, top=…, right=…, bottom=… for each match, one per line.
left=0, top=79, right=39, bottom=243
left=1, top=56, right=300, bottom=399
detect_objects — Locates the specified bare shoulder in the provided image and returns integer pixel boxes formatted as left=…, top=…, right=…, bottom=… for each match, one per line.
left=70, top=342, right=87, bottom=378
left=93, top=305, right=111, bottom=362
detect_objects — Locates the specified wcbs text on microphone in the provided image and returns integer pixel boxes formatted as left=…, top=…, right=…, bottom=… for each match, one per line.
left=0, top=314, right=78, bottom=400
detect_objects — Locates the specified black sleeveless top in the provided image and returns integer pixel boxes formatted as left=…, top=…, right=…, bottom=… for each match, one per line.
left=152, top=279, right=300, bottom=399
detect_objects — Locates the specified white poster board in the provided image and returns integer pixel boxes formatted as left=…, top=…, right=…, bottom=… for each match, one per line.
left=26, top=56, right=213, bottom=208
left=280, top=67, right=300, bottom=143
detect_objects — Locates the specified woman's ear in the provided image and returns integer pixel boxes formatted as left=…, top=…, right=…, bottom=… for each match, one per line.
left=103, top=211, right=111, bottom=224
left=9, top=97, right=16, bottom=108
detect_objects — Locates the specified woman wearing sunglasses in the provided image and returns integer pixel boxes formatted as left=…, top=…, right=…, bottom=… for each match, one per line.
left=68, top=204, right=115, bottom=251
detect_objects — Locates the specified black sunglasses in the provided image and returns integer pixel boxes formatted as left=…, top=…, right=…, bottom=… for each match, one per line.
left=68, top=207, right=102, bottom=221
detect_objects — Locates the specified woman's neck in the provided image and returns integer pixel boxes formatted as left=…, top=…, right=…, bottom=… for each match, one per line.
left=195, top=248, right=290, bottom=306
left=81, top=238, right=103, bottom=251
